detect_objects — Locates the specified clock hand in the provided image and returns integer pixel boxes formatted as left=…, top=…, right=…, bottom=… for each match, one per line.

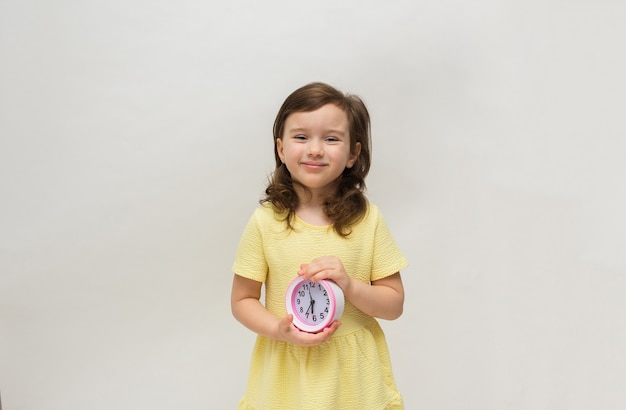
left=308, top=285, right=315, bottom=314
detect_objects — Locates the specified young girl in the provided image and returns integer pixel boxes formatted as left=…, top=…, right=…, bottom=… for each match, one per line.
left=231, top=82, right=408, bottom=409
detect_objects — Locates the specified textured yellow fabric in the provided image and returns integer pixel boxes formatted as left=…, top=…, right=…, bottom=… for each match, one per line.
left=232, top=203, right=409, bottom=410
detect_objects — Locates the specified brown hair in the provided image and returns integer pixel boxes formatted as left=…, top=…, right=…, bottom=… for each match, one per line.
left=261, top=82, right=372, bottom=236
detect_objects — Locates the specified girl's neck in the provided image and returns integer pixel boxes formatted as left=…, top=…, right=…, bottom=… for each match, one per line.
left=296, top=202, right=331, bottom=226
left=294, top=186, right=333, bottom=226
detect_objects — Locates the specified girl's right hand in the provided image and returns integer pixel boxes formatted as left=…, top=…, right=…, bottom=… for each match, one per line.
left=276, top=314, right=341, bottom=347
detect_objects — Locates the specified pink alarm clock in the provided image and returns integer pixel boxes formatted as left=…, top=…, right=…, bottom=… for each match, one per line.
left=285, top=276, right=345, bottom=333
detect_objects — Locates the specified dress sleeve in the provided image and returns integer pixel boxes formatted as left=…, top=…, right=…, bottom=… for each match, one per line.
left=370, top=208, right=409, bottom=281
left=231, top=210, right=268, bottom=283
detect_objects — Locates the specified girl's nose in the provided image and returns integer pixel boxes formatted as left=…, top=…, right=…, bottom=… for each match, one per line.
left=307, top=140, right=324, bottom=157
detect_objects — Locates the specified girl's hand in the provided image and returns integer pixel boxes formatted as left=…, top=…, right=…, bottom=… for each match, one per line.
left=276, top=314, right=341, bottom=347
left=297, top=256, right=352, bottom=294
left=296, top=257, right=406, bottom=321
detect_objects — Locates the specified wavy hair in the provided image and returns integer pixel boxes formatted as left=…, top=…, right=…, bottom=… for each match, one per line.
left=261, top=82, right=371, bottom=236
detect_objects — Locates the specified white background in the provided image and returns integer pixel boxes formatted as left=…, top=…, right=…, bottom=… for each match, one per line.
left=1, top=1, right=625, bottom=409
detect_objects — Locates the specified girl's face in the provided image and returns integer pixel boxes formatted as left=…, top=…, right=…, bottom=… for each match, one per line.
left=277, top=104, right=361, bottom=198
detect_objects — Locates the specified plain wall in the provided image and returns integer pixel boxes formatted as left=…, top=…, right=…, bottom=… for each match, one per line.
left=1, top=1, right=625, bottom=409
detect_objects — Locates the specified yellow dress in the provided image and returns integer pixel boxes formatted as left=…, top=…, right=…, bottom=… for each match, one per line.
left=232, top=203, right=409, bottom=410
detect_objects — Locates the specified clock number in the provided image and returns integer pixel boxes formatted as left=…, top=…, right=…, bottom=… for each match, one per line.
left=296, top=298, right=300, bottom=305
left=312, top=315, right=317, bottom=322
left=298, top=290, right=305, bottom=297
left=300, top=306, right=303, bottom=313
left=320, top=312, right=324, bottom=319
left=323, top=290, right=327, bottom=296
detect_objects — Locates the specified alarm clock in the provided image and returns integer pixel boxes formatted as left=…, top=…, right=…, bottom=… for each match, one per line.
left=285, top=276, right=345, bottom=333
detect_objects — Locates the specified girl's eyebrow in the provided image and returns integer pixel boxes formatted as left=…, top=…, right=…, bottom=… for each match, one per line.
left=287, top=127, right=309, bottom=134
left=287, top=127, right=346, bottom=136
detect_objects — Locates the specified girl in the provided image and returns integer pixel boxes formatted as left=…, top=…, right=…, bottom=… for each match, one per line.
left=231, top=82, right=408, bottom=409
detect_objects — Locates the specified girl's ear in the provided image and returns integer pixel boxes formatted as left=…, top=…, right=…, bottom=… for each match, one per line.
left=346, top=142, right=361, bottom=168
left=276, top=138, right=286, bottom=163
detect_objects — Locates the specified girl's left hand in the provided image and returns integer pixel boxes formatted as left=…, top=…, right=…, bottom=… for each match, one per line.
left=298, top=256, right=352, bottom=294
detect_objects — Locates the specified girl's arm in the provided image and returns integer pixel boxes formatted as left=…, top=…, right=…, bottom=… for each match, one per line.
left=231, top=274, right=279, bottom=338
left=230, top=274, right=341, bottom=346
left=298, top=257, right=405, bottom=320
left=346, top=272, right=404, bottom=320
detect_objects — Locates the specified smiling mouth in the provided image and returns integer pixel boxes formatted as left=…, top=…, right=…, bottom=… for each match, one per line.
left=301, top=162, right=327, bottom=167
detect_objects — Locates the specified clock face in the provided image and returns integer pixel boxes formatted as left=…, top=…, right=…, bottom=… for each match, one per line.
left=285, top=277, right=344, bottom=333
left=294, top=280, right=331, bottom=325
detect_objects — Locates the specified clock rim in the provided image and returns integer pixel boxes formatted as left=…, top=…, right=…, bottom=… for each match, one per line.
left=285, top=277, right=341, bottom=333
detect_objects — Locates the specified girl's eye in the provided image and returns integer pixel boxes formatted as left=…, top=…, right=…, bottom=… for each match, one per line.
left=326, top=136, right=339, bottom=142
left=294, top=134, right=307, bottom=140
